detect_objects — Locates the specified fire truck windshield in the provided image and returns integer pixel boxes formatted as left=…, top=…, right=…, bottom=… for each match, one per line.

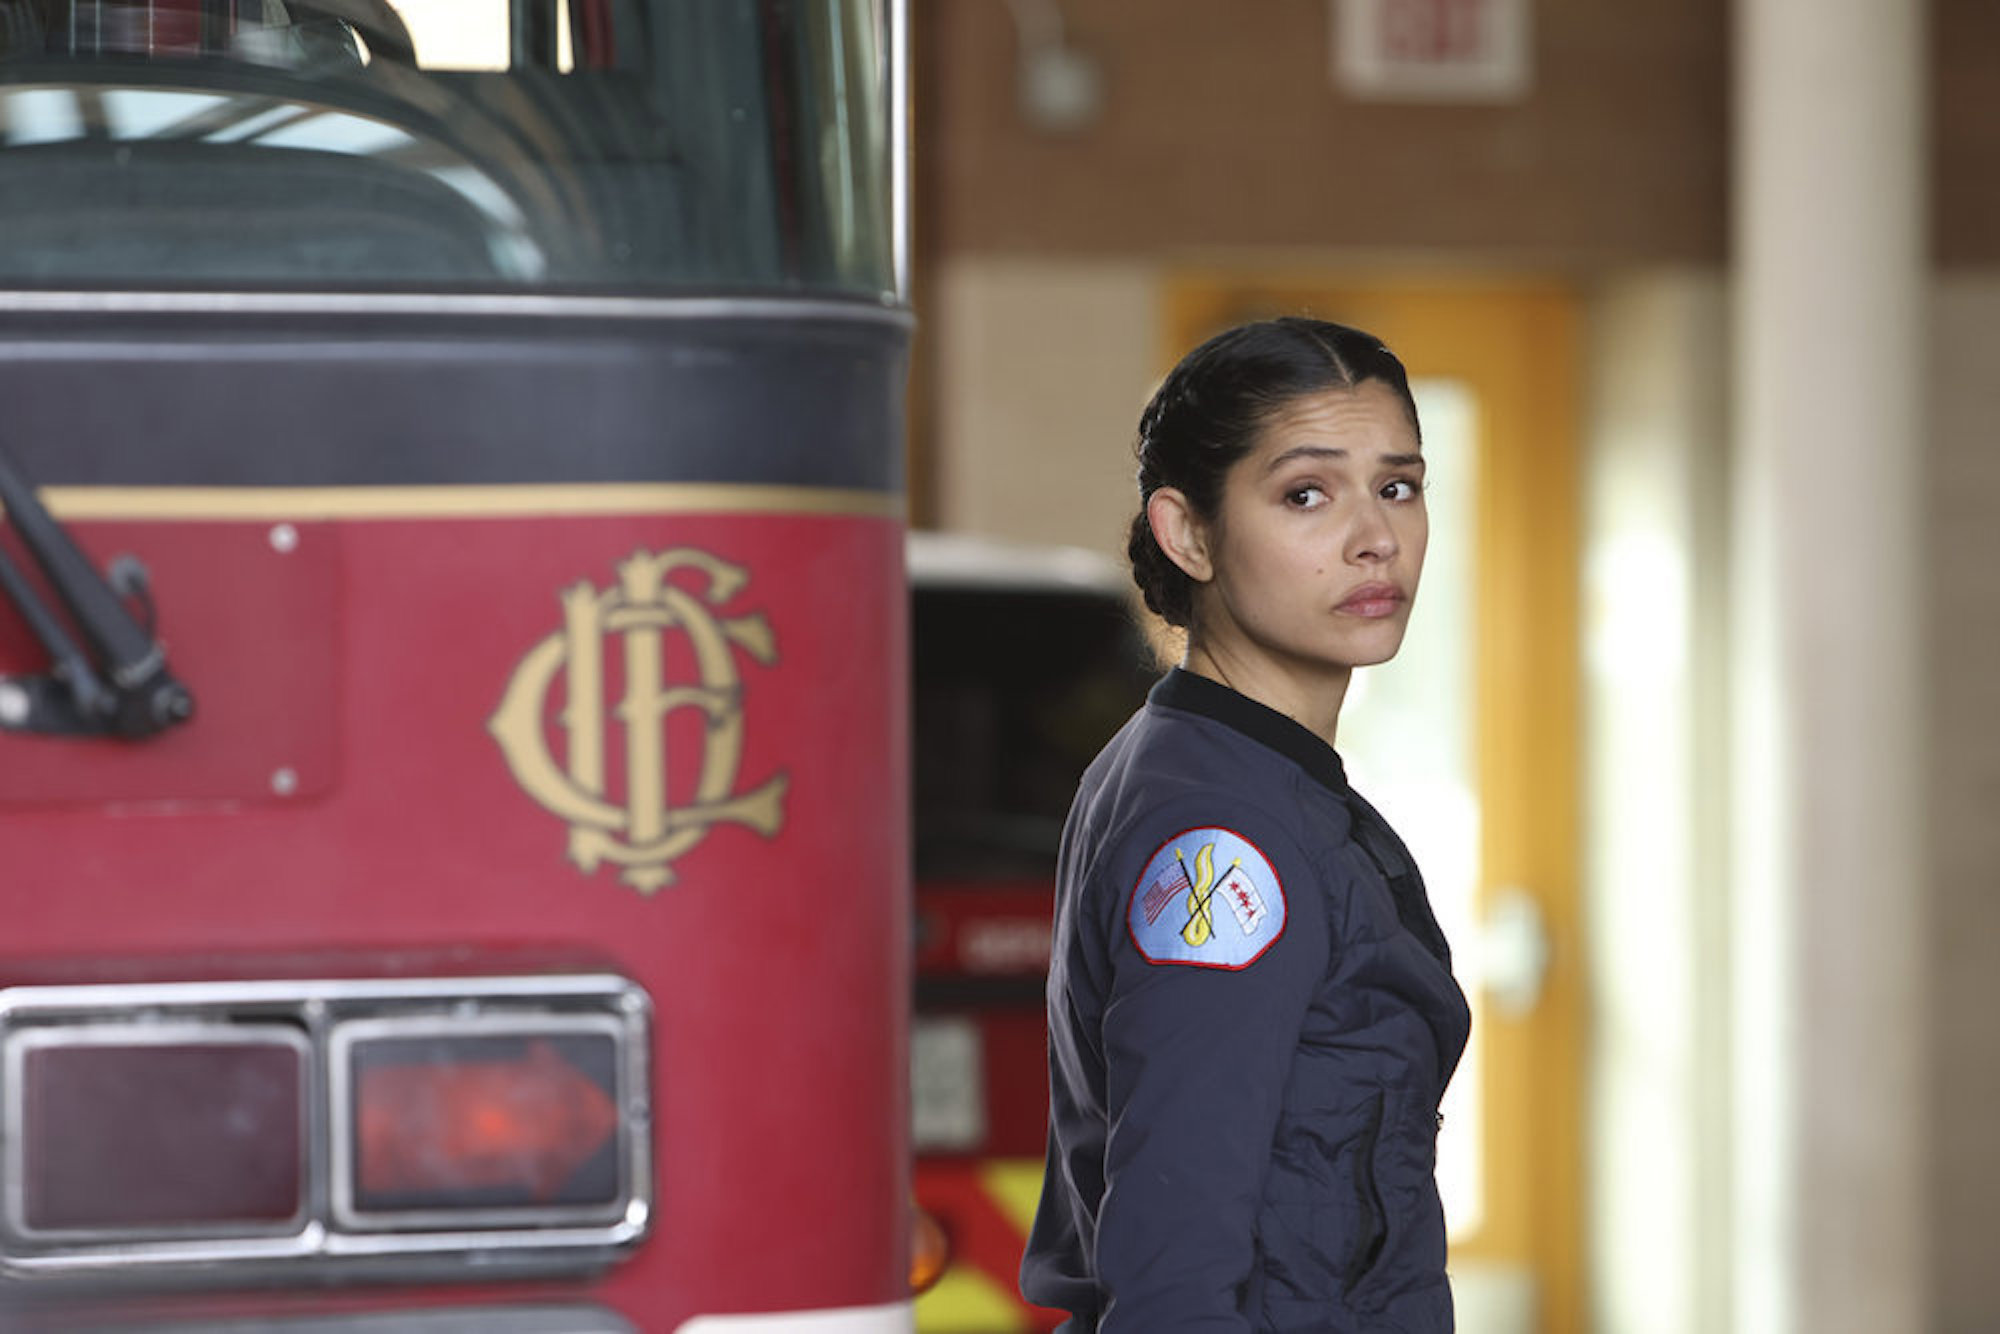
left=0, top=0, right=895, bottom=295
left=911, top=554, right=1157, bottom=883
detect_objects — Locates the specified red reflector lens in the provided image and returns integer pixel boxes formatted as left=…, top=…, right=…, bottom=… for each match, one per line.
left=21, top=1038, right=305, bottom=1233
left=348, top=1031, right=620, bottom=1217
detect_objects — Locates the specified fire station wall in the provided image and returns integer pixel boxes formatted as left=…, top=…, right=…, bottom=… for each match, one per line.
left=930, top=259, right=1157, bottom=555
left=919, top=0, right=1999, bottom=267
left=920, top=0, right=1728, bottom=263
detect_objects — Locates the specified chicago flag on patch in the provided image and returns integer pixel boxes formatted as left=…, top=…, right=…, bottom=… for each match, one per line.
left=1217, top=862, right=1270, bottom=935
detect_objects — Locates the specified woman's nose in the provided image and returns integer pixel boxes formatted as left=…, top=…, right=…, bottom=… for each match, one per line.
left=1346, top=499, right=1400, bottom=563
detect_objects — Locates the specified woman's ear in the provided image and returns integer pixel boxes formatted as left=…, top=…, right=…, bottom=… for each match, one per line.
left=1148, top=487, right=1213, bottom=584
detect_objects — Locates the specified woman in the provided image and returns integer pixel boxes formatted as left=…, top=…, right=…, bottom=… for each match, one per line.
left=1020, top=318, right=1471, bottom=1332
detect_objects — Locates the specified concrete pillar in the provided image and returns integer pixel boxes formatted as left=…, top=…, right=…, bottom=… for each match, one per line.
left=1731, top=2, right=1928, bottom=1332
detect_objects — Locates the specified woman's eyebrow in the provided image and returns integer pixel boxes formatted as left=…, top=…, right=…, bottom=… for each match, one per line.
left=1263, top=445, right=1345, bottom=473
left=1263, top=446, right=1426, bottom=472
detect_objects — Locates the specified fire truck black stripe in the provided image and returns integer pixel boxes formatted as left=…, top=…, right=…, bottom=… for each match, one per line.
left=0, top=305, right=907, bottom=493
left=41, top=484, right=902, bottom=521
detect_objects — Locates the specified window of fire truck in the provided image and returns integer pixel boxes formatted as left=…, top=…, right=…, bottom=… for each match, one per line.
left=909, top=565, right=1154, bottom=1163
left=0, top=0, right=893, bottom=294
left=912, top=583, right=1155, bottom=884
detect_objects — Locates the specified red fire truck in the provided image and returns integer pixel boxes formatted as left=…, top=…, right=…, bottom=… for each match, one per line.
left=905, top=535, right=1152, bottom=1334
left=0, top=2, right=911, bottom=1330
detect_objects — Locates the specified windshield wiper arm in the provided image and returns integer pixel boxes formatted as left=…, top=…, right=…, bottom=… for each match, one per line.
left=0, top=543, right=115, bottom=732
left=0, top=445, right=195, bottom=740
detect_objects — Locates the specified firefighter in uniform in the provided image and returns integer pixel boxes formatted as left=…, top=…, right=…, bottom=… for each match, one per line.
left=1021, top=318, right=1472, bottom=1333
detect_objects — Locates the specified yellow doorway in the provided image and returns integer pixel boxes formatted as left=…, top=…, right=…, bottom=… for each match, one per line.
left=1165, top=275, right=1585, bottom=1334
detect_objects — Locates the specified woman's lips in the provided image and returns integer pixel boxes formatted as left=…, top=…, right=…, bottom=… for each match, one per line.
left=1335, top=583, right=1407, bottom=618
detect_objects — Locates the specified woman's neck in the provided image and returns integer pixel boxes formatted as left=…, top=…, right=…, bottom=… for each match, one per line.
left=1181, top=640, right=1350, bottom=747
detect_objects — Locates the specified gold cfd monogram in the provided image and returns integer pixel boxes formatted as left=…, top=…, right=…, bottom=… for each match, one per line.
left=489, top=548, right=787, bottom=894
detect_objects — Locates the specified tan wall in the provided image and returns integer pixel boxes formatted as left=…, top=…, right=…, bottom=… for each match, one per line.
left=932, top=258, right=1158, bottom=553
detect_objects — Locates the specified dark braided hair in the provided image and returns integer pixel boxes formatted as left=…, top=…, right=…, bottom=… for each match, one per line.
left=1127, top=317, right=1420, bottom=627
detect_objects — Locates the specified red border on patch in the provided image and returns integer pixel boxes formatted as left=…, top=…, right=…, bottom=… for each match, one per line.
left=1125, top=824, right=1287, bottom=970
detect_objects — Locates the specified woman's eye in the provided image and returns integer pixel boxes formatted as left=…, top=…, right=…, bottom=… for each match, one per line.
left=1381, top=478, right=1423, bottom=502
left=1285, top=486, right=1327, bottom=509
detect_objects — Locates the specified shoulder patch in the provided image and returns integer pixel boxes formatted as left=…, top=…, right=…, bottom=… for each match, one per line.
left=1126, top=826, right=1287, bottom=969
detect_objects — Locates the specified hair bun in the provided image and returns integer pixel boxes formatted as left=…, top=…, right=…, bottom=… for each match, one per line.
left=1127, top=508, right=1192, bottom=627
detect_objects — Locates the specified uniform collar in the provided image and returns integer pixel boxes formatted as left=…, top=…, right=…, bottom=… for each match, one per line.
left=1149, top=667, right=1348, bottom=796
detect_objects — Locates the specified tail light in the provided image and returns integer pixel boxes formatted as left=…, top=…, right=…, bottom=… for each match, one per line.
left=908, top=1202, right=951, bottom=1296
left=0, top=974, right=650, bottom=1285
left=335, top=1017, right=626, bottom=1228
left=17, top=1024, right=308, bottom=1237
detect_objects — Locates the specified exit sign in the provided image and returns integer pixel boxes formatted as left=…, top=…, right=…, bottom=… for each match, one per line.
left=1333, top=0, right=1533, bottom=102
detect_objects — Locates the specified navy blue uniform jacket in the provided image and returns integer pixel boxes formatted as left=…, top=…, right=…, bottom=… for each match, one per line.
left=1021, top=669, right=1472, bottom=1332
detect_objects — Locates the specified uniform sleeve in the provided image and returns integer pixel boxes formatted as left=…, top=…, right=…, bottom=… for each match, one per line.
left=1092, top=803, right=1326, bottom=1332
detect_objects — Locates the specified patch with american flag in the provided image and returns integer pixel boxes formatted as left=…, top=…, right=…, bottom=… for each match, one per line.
left=1140, top=859, right=1190, bottom=924
left=1125, top=826, right=1286, bottom=969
